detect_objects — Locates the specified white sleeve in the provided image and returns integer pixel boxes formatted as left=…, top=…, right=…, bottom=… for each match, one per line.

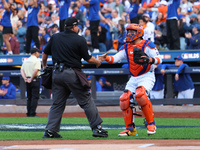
left=145, top=46, right=162, bottom=64
left=151, top=8, right=159, bottom=12
left=148, top=23, right=155, bottom=42
left=143, top=28, right=151, bottom=40
left=112, top=49, right=127, bottom=63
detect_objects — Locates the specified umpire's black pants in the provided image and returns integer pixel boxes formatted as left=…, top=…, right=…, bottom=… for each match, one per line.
left=166, top=19, right=180, bottom=50
left=45, top=68, right=103, bottom=132
left=26, top=78, right=40, bottom=116
left=26, top=26, right=40, bottom=53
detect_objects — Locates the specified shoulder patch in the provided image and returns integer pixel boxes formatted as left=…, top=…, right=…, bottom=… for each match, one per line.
left=147, top=41, right=156, bottom=49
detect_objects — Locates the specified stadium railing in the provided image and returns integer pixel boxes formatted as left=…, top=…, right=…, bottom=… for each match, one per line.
left=0, top=67, right=200, bottom=106
left=0, top=49, right=200, bottom=105
left=0, top=49, right=200, bottom=66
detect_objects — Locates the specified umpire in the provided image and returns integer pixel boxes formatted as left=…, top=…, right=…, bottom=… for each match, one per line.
left=42, top=17, right=108, bottom=138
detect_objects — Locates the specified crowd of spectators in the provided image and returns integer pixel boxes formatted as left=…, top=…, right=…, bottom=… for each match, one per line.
left=0, top=0, right=199, bottom=55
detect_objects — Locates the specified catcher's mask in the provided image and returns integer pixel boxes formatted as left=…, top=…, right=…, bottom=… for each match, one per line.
left=126, top=24, right=144, bottom=42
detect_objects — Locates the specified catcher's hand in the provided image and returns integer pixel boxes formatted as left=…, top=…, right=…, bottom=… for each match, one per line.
left=99, top=52, right=109, bottom=61
left=133, top=47, right=154, bottom=65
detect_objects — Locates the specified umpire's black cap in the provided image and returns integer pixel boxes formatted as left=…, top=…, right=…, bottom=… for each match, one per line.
left=65, top=17, right=78, bottom=27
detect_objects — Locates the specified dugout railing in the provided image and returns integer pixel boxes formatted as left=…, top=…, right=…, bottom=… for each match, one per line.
left=0, top=67, right=200, bottom=106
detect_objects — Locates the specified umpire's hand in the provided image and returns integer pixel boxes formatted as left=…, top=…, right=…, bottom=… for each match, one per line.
left=96, top=56, right=102, bottom=68
left=86, top=56, right=102, bottom=68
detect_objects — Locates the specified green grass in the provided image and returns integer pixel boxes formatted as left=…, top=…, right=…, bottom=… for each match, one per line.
left=0, top=117, right=200, bottom=140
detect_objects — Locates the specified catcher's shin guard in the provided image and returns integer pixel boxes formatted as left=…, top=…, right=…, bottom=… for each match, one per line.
left=120, top=90, right=135, bottom=131
left=135, top=86, right=154, bottom=124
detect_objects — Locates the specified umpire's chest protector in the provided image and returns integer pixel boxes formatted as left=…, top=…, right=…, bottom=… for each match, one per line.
left=125, top=40, right=151, bottom=77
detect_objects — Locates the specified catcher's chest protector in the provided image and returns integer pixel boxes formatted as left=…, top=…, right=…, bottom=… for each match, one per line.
left=125, top=40, right=151, bottom=77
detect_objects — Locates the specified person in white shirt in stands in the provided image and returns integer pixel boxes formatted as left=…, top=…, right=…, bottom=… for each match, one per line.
left=179, top=0, right=193, bottom=16
left=101, top=0, right=115, bottom=16
left=113, top=0, right=125, bottom=17
left=111, top=9, right=121, bottom=26
left=143, top=13, right=155, bottom=42
left=139, top=16, right=152, bottom=41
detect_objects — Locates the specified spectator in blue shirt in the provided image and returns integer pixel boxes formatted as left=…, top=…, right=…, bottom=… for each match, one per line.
left=185, top=24, right=200, bottom=50
left=116, top=20, right=126, bottom=50
left=166, top=0, right=181, bottom=50
left=59, top=0, right=71, bottom=32
left=0, top=76, right=16, bottom=99
left=1, top=0, right=14, bottom=55
left=98, top=76, right=114, bottom=91
left=16, top=20, right=26, bottom=54
left=128, top=0, right=140, bottom=24
left=104, top=14, right=114, bottom=51
left=150, top=64, right=164, bottom=99
left=183, top=13, right=198, bottom=33
left=83, top=0, right=101, bottom=53
left=87, top=75, right=102, bottom=92
left=87, top=76, right=114, bottom=91
left=160, top=56, right=194, bottom=99
left=25, top=0, right=40, bottom=54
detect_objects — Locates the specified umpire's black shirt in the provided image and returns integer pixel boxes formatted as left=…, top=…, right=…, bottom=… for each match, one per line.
left=43, top=29, right=91, bottom=69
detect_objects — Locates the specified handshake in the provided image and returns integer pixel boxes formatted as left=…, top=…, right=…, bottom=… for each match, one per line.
left=94, top=52, right=109, bottom=68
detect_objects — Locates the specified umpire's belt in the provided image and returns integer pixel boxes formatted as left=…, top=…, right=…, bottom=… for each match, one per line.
left=54, top=63, right=70, bottom=72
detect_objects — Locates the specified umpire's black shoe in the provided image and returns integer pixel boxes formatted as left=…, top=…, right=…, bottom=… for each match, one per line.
left=42, top=130, right=62, bottom=138
left=92, top=125, right=108, bottom=137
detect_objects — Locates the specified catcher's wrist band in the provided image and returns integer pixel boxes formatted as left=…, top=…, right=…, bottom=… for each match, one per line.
left=154, top=57, right=161, bottom=65
left=105, top=56, right=114, bottom=63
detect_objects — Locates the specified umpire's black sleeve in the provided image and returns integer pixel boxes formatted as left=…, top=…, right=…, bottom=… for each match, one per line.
left=79, top=36, right=92, bottom=61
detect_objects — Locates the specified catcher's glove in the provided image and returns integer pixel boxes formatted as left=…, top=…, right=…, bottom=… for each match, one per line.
left=133, top=47, right=155, bottom=65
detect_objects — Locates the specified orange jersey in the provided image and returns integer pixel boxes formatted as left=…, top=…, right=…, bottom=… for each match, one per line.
left=156, top=17, right=166, bottom=25
left=142, top=0, right=158, bottom=8
left=125, top=40, right=152, bottom=77
left=157, top=5, right=168, bottom=17
left=105, top=40, right=162, bottom=77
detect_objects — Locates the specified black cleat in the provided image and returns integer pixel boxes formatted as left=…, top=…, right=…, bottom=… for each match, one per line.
left=92, top=125, right=108, bottom=137
left=42, top=130, right=62, bottom=138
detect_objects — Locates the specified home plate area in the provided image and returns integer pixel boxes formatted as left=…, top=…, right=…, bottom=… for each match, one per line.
left=3, top=144, right=200, bottom=150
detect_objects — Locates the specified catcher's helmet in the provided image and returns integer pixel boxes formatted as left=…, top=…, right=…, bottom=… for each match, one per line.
left=126, top=24, right=144, bottom=42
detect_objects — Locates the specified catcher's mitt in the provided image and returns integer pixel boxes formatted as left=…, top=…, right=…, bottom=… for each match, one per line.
left=133, top=47, right=154, bottom=65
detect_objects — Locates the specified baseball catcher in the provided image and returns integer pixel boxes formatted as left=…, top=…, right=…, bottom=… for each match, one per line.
left=99, top=23, right=162, bottom=136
